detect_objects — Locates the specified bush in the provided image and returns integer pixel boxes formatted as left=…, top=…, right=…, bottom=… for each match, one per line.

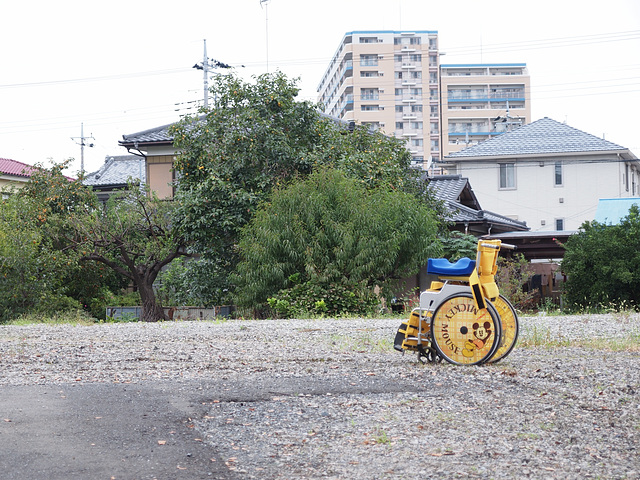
left=267, top=279, right=379, bottom=318
left=233, top=167, right=442, bottom=313
left=495, top=254, right=536, bottom=311
left=562, top=205, right=640, bottom=311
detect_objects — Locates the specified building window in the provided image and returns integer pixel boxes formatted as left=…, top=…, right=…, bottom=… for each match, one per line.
left=395, top=71, right=403, bottom=79
left=554, top=161, right=563, bottom=186
left=409, top=54, right=422, bottom=62
left=395, top=105, right=404, bottom=113
left=410, top=121, right=423, bottom=130
left=396, top=122, right=404, bottom=130
left=361, top=105, right=379, bottom=111
left=361, top=88, right=379, bottom=100
left=555, top=218, right=564, bottom=231
left=359, top=37, right=378, bottom=44
left=360, top=54, right=378, bottom=67
left=410, top=37, right=421, bottom=45
left=410, top=71, right=422, bottom=79
left=411, top=138, right=424, bottom=147
left=412, top=105, right=423, bottom=113
left=395, top=88, right=404, bottom=96
left=360, top=71, right=378, bottom=78
left=499, top=163, right=516, bottom=189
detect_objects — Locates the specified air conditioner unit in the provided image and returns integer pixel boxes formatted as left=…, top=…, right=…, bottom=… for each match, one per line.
left=559, top=198, right=564, bottom=203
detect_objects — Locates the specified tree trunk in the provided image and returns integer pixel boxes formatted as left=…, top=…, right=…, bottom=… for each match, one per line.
left=138, top=275, right=167, bottom=322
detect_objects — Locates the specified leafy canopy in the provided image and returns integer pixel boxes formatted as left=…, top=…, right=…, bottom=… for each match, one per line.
left=232, top=167, right=443, bottom=315
left=170, top=71, right=428, bottom=304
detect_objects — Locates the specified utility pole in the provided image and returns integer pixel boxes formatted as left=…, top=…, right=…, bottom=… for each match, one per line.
left=192, top=40, right=232, bottom=109
left=260, top=0, right=271, bottom=72
left=70, top=122, right=94, bottom=174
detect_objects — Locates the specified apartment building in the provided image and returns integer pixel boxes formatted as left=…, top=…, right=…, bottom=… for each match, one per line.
left=317, top=32, right=531, bottom=168
left=441, top=63, right=531, bottom=157
left=317, top=30, right=441, bottom=169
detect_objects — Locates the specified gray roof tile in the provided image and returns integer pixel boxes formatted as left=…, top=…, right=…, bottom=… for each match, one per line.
left=120, top=123, right=175, bottom=146
left=447, top=117, right=627, bottom=158
left=83, top=155, right=146, bottom=186
left=428, top=174, right=528, bottom=231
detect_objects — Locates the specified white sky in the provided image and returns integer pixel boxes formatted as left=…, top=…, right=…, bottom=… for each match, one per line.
left=1, top=0, right=639, bottom=177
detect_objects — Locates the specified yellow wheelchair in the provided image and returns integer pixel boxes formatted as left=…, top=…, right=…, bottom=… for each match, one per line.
left=394, top=239, right=519, bottom=365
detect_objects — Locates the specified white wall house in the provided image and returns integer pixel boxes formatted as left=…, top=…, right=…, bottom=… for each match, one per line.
left=440, top=117, right=640, bottom=232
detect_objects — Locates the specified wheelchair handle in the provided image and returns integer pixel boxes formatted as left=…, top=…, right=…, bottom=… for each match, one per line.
left=480, top=242, right=516, bottom=250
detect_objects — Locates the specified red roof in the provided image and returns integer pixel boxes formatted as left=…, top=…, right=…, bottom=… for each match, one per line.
left=0, top=158, right=39, bottom=178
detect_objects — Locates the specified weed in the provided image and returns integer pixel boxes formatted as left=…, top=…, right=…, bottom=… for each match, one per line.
left=373, top=427, right=391, bottom=445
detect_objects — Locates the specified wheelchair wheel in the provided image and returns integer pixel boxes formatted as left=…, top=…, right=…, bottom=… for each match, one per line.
left=430, top=293, right=502, bottom=366
left=487, top=295, right=519, bottom=363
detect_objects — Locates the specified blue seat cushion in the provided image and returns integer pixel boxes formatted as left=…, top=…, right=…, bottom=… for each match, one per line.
left=427, top=257, right=476, bottom=276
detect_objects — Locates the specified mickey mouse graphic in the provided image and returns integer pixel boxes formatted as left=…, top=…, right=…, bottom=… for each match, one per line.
left=462, top=321, right=493, bottom=357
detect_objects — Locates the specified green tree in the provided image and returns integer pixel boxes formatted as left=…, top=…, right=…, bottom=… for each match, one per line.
left=65, top=185, right=189, bottom=322
left=232, top=168, right=442, bottom=316
left=561, top=205, right=640, bottom=310
left=0, top=195, right=80, bottom=322
left=19, top=161, right=186, bottom=322
left=170, top=72, right=428, bottom=304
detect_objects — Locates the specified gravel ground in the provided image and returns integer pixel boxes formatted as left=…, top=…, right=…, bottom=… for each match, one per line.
left=1, top=312, right=639, bottom=479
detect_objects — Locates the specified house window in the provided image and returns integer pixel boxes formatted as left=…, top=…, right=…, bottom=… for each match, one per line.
left=554, top=161, right=563, bottom=186
left=555, top=218, right=564, bottom=231
left=499, top=163, right=516, bottom=189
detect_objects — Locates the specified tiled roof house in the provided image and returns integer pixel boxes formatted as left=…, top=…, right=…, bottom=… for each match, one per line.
left=83, top=155, right=146, bottom=202
left=0, top=158, right=39, bottom=191
left=427, top=174, right=528, bottom=235
left=441, top=117, right=640, bottom=232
